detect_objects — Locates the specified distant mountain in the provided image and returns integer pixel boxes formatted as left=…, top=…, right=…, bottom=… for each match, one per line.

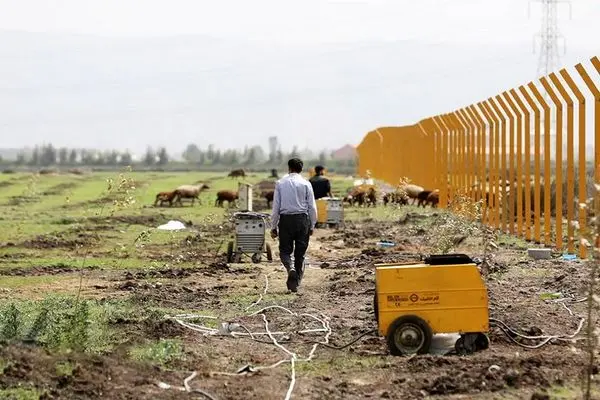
left=0, top=30, right=594, bottom=154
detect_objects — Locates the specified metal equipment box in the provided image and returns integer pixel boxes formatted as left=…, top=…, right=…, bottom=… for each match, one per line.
left=316, top=197, right=344, bottom=228
left=238, top=182, right=253, bottom=211
left=227, top=212, right=273, bottom=264
left=374, top=254, right=489, bottom=356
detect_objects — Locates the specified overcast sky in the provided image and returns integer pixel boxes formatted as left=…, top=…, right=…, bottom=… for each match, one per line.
left=1, top=0, right=599, bottom=154
left=1, top=0, right=598, bottom=45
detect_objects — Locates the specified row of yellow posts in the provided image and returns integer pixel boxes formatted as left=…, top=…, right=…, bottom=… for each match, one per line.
left=356, top=56, right=600, bottom=258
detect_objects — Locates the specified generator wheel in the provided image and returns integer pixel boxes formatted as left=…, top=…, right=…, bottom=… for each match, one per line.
left=226, top=242, right=234, bottom=263
left=251, top=253, right=262, bottom=263
left=455, top=332, right=489, bottom=355
left=266, top=244, right=273, bottom=262
left=475, top=332, right=490, bottom=351
left=386, top=315, right=432, bottom=356
left=454, top=336, right=470, bottom=355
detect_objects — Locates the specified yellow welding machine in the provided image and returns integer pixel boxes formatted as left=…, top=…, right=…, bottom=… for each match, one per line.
left=374, top=254, right=490, bottom=356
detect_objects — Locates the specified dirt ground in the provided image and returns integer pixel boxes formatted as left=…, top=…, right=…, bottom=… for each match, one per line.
left=0, top=207, right=595, bottom=400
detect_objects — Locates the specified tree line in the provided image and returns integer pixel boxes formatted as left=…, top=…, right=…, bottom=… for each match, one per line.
left=4, top=142, right=355, bottom=171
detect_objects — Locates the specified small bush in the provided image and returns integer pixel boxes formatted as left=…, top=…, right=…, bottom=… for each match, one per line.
left=0, top=296, right=111, bottom=353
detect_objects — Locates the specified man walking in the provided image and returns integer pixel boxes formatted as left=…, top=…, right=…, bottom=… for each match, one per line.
left=309, top=165, right=332, bottom=200
left=270, top=158, right=318, bottom=292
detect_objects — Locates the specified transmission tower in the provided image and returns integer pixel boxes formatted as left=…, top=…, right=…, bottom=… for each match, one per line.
left=529, top=0, right=571, bottom=78
left=528, top=0, right=571, bottom=155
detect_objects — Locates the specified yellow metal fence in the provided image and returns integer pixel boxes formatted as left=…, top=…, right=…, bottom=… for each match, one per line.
left=356, top=56, right=600, bottom=258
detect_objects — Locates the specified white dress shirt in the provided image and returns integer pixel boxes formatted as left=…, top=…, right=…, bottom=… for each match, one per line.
left=271, top=173, right=318, bottom=229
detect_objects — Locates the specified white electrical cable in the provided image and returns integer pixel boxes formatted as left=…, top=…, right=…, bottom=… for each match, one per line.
left=170, top=270, right=333, bottom=400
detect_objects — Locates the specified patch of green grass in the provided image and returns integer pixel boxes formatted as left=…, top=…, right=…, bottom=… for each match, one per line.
left=544, top=385, right=600, bottom=399
left=0, top=275, right=64, bottom=289
left=128, top=338, right=184, bottom=367
left=55, top=360, right=76, bottom=377
left=0, top=387, right=43, bottom=400
left=0, top=358, right=11, bottom=375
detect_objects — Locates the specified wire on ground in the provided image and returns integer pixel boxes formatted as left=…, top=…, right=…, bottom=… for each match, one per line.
left=169, top=270, right=337, bottom=400
left=490, top=297, right=586, bottom=349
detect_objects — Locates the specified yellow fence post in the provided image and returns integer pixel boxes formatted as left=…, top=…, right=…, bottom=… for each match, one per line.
left=497, top=95, right=516, bottom=235
left=409, top=124, right=424, bottom=186
left=479, top=101, right=497, bottom=228
left=510, top=88, right=532, bottom=241
left=503, top=91, right=523, bottom=238
left=434, top=115, right=449, bottom=208
left=448, top=113, right=461, bottom=201
left=528, top=82, right=552, bottom=245
left=454, top=110, right=468, bottom=195
left=576, top=60, right=600, bottom=256
left=540, top=76, right=564, bottom=250
left=527, top=82, right=552, bottom=245
left=423, top=118, right=439, bottom=190
left=590, top=57, right=600, bottom=228
left=441, top=114, right=456, bottom=204
left=428, top=118, right=441, bottom=193
left=550, top=72, right=576, bottom=254
left=519, top=85, right=542, bottom=243
left=460, top=108, right=476, bottom=201
left=467, top=105, right=486, bottom=203
left=563, top=67, right=588, bottom=258
left=488, top=98, right=504, bottom=231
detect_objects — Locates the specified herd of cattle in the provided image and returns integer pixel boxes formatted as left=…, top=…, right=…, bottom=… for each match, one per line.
left=153, top=168, right=441, bottom=211
left=343, top=183, right=440, bottom=208
left=154, top=169, right=247, bottom=208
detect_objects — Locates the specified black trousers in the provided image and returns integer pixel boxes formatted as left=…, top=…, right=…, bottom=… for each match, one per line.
left=278, top=213, right=310, bottom=273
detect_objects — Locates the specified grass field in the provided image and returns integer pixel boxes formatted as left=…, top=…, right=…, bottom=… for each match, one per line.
left=0, top=169, right=597, bottom=399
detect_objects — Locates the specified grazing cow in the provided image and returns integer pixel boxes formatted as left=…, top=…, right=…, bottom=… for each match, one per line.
left=344, top=187, right=369, bottom=207
left=383, top=191, right=408, bottom=206
left=228, top=169, right=246, bottom=179
left=417, top=190, right=433, bottom=207
left=365, top=187, right=377, bottom=207
left=397, top=184, right=425, bottom=205
left=263, top=190, right=274, bottom=208
left=383, top=192, right=392, bottom=206
left=343, top=194, right=355, bottom=206
left=173, top=184, right=210, bottom=206
left=215, top=190, right=239, bottom=207
left=154, top=191, right=178, bottom=207
left=426, top=191, right=440, bottom=208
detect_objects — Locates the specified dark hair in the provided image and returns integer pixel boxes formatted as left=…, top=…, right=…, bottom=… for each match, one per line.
left=288, top=158, right=303, bottom=173
left=314, top=165, right=324, bottom=174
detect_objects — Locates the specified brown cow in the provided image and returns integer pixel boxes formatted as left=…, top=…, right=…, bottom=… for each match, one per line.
left=383, top=191, right=408, bottom=206
left=154, top=191, right=178, bottom=207
left=417, top=190, right=433, bottom=207
left=344, top=187, right=366, bottom=207
left=426, top=191, right=440, bottom=208
left=263, top=190, right=274, bottom=208
left=228, top=169, right=246, bottom=179
left=215, top=190, right=239, bottom=207
left=365, top=187, right=377, bottom=207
